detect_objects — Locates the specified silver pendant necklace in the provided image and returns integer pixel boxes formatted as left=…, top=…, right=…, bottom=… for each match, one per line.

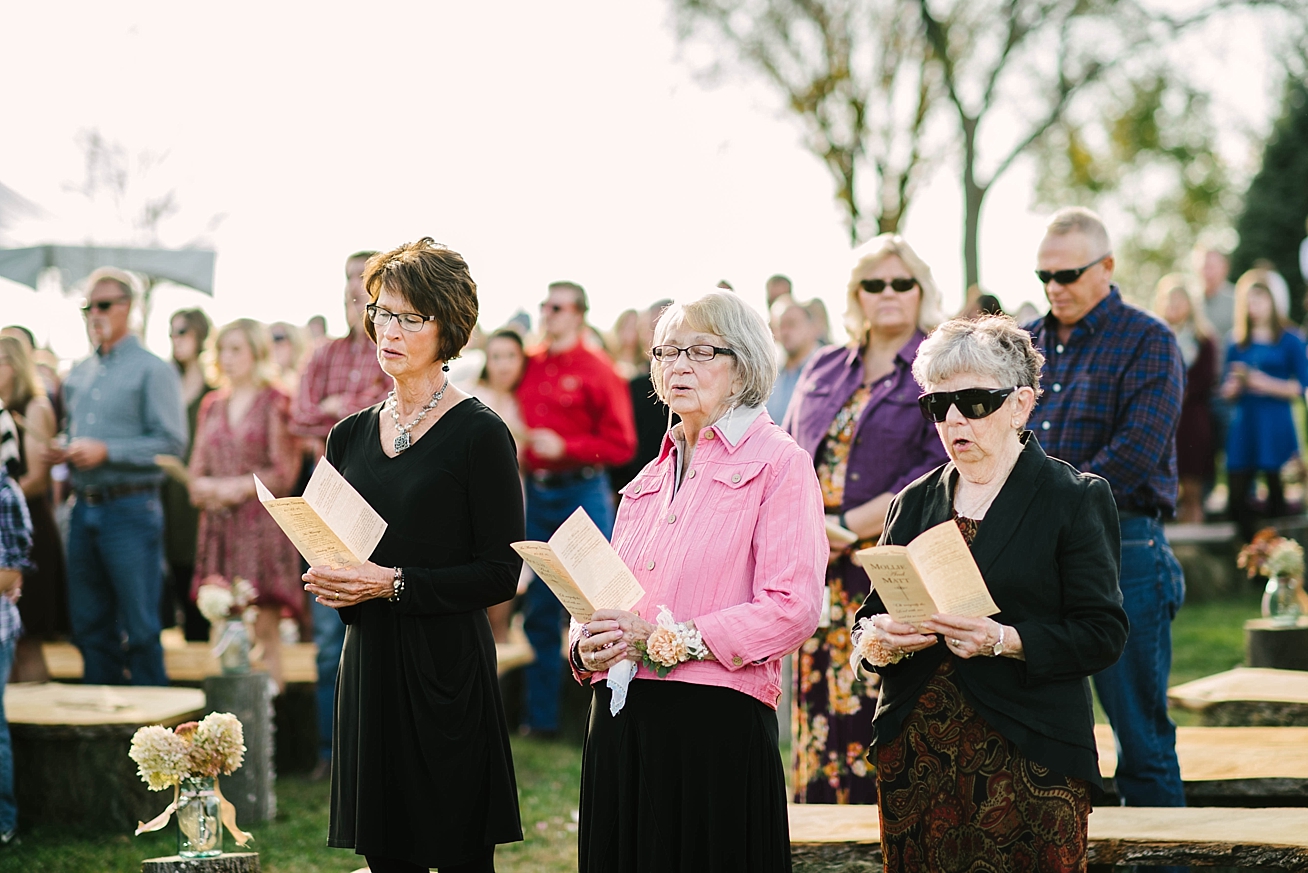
left=387, top=375, right=449, bottom=454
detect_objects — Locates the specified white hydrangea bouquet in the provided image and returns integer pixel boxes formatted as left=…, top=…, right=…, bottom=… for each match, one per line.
left=196, top=575, right=258, bottom=664
left=129, top=711, right=254, bottom=847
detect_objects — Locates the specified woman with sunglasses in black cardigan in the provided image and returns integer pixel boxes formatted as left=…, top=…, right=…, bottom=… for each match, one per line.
left=851, top=314, right=1128, bottom=873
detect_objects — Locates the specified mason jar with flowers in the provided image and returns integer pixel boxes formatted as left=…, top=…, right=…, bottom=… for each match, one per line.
left=1238, top=527, right=1306, bottom=626
left=196, top=575, right=257, bottom=673
left=129, top=711, right=253, bottom=858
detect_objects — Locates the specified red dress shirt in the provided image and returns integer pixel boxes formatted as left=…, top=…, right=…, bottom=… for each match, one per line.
left=517, top=341, right=636, bottom=472
left=290, top=333, right=391, bottom=440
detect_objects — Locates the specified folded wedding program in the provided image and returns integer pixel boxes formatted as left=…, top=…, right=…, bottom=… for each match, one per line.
left=512, top=507, right=645, bottom=622
left=854, top=520, right=999, bottom=630
left=255, top=457, right=386, bottom=569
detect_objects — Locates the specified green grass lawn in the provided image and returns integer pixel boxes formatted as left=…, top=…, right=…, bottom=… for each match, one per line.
left=4, top=590, right=1267, bottom=871
left=5, top=735, right=584, bottom=873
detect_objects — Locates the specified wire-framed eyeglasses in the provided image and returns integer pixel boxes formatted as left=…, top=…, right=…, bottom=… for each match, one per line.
left=650, top=344, right=736, bottom=363
left=366, top=304, right=436, bottom=332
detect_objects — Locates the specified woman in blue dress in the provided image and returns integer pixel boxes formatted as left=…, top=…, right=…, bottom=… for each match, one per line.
left=1221, top=269, right=1308, bottom=541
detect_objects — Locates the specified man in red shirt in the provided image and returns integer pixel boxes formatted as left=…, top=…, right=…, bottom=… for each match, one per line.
left=518, top=281, right=636, bottom=737
left=289, top=250, right=389, bottom=778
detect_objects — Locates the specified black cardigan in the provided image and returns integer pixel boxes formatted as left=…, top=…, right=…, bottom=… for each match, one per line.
left=854, top=433, right=1129, bottom=789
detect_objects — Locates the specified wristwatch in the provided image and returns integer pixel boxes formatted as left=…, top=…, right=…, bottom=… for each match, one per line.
left=990, top=624, right=1006, bottom=657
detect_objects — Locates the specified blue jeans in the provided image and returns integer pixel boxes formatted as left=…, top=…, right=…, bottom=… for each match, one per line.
left=66, top=491, right=168, bottom=685
left=313, top=598, right=346, bottom=763
left=1093, top=516, right=1186, bottom=807
left=521, top=474, right=615, bottom=732
left=0, top=632, right=16, bottom=834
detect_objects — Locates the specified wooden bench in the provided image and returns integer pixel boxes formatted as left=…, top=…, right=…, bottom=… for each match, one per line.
left=41, top=628, right=533, bottom=682
left=1169, top=667, right=1308, bottom=726
left=6, top=683, right=207, bottom=832
left=1096, top=723, right=1308, bottom=804
left=788, top=803, right=1308, bottom=870
left=42, top=638, right=319, bottom=684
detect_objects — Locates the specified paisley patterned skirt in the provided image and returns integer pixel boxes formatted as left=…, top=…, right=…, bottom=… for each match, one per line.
left=876, top=661, right=1092, bottom=873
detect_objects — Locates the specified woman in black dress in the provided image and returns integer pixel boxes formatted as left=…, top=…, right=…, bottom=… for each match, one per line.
left=302, top=238, right=524, bottom=873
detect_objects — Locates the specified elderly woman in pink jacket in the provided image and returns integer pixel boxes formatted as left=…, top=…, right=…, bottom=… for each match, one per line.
left=569, top=289, right=827, bottom=873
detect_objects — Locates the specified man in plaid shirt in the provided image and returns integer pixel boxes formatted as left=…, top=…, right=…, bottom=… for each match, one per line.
left=290, top=250, right=389, bottom=780
left=1025, top=207, right=1186, bottom=818
left=1, top=402, right=33, bottom=848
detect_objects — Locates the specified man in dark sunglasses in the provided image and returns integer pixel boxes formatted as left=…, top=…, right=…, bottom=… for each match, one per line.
left=1023, top=207, right=1188, bottom=838
left=56, top=268, right=187, bottom=688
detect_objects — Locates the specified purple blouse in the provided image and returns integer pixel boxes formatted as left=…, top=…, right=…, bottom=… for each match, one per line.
left=783, top=332, right=948, bottom=512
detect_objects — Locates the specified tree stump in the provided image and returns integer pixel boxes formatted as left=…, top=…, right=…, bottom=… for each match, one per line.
left=202, top=674, right=275, bottom=823
left=1246, top=618, right=1308, bottom=671
left=141, top=852, right=260, bottom=872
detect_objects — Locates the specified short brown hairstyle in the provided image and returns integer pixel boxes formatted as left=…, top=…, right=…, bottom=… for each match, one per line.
left=361, top=238, right=479, bottom=362
left=548, top=280, right=589, bottom=313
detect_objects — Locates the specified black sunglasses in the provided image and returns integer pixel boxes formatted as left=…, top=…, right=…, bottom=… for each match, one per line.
left=859, top=277, right=918, bottom=294
left=918, top=387, right=1018, bottom=423
left=1035, top=253, right=1109, bottom=286
left=80, top=297, right=128, bottom=314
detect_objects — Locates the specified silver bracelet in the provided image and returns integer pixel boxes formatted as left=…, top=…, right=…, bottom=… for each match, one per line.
left=389, top=567, right=405, bottom=603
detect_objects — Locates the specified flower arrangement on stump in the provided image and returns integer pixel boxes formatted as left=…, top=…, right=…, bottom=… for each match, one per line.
left=129, top=711, right=253, bottom=858
left=196, top=575, right=257, bottom=673
left=1237, top=527, right=1307, bottom=625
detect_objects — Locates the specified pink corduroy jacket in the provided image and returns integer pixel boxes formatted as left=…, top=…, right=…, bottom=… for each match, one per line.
left=570, top=405, right=826, bottom=709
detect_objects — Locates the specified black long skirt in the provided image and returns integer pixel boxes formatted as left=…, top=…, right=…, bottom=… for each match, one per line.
left=579, top=679, right=792, bottom=873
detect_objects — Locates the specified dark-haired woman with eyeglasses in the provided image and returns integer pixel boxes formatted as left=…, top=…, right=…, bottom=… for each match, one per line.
left=301, top=239, right=523, bottom=873
left=782, top=234, right=948, bottom=804
left=851, top=315, right=1127, bottom=872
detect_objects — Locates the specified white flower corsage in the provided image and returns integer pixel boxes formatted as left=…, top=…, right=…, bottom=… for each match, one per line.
left=635, top=605, right=710, bottom=677
left=850, top=615, right=909, bottom=678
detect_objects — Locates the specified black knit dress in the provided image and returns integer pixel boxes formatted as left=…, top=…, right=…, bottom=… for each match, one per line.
left=325, top=398, right=524, bottom=868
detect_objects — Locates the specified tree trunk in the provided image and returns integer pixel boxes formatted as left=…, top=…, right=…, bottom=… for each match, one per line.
left=142, top=853, right=260, bottom=873
left=960, top=117, right=985, bottom=290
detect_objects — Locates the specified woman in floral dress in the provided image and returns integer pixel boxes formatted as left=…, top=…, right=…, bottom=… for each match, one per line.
left=189, top=319, right=302, bottom=691
left=783, top=234, right=947, bottom=802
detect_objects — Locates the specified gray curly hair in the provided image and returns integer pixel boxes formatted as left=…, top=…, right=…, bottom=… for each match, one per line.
left=912, top=315, right=1045, bottom=396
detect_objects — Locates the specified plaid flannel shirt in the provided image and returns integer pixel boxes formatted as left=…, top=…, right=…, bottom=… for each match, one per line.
left=0, top=476, right=33, bottom=647
left=1024, top=287, right=1184, bottom=516
left=290, top=333, right=391, bottom=440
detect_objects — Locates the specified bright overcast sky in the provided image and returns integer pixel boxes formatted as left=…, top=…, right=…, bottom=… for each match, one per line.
left=0, top=1, right=1280, bottom=362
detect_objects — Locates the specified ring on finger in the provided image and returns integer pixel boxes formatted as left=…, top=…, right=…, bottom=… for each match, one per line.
left=333, top=591, right=340, bottom=600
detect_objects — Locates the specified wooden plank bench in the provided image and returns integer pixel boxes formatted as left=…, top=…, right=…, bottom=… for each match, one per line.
left=1169, top=667, right=1308, bottom=726
left=788, top=803, right=1308, bottom=871
left=6, top=683, right=207, bottom=832
left=42, top=638, right=319, bottom=684
left=41, top=627, right=533, bottom=683
left=1096, top=723, right=1308, bottom=804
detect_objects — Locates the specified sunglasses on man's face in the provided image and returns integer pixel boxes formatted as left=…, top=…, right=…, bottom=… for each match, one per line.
left=1035, top=253, right=1109, bottom=286
left=918, top=387, right=1018, bottom=423
left=859, top=277, right=918, bottom=294
left=81, top=298, right=128, bottom=314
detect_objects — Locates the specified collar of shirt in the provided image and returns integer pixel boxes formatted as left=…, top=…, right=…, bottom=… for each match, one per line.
left=1038, top=286, right=1122, bottom=344
left=841, top=330, right=926, bottom=373
left=97, top=333, right=142, bottom=360
left=659, top=403, right=766, bottom=465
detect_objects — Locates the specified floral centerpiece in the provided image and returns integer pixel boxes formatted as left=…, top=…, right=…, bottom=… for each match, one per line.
left=1237, top=527, right=1306, bottom=624
left=129, top=712, right=253, bottom=857
left=196, top=575, right=257, bottom=672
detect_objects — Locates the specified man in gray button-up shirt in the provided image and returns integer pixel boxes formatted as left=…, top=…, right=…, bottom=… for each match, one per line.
left=56, top=269, right=186, bottom=685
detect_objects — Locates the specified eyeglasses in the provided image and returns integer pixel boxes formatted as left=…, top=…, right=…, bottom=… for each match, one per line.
left=540, top=302, right=575, bottom=314
left=1035, top=254, right=1109, bottom=286
left=80, top=297, right=129, bottom=315
left=918, top=387, right=1018, bottom=423
left=650, top=344, right=736, bottom=363
left=366, top=304, right=436, bottom=332
left=859, top=278, right=918, bottom=294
